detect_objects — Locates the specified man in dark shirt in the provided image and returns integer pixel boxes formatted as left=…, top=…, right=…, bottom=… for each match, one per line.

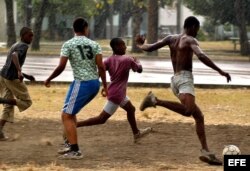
left=0, top=27, right=35, bottom=141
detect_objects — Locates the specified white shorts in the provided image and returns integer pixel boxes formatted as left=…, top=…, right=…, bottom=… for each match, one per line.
left=171, top=70, right=195, bottom=97
left=103, top=96, right=129, bottom=115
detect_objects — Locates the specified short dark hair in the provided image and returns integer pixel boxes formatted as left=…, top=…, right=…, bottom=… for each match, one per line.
left=184, top=16, right=200, bottom=29
left=110, top=37, right=123, bottom=51
left=20, top=27, right=32, bottom=38
left=73, top=17, right=88, bottom=33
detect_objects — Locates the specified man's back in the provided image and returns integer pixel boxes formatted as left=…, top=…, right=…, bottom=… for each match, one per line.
left=168, top=34, right=195, bottom=73
left=61, top=36, right=101, bottom=81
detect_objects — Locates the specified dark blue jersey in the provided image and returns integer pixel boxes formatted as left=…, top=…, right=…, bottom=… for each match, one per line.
left=0, top=41, right=29, bottom=80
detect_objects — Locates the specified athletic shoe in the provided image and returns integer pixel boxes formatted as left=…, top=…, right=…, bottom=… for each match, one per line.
left=57, top=141, right=71, bottom=154
left=58, top=150, right=83, bottom=160
left=134, top=127, right=153, bottom=143
left=199, top=149, right=222, bottom=165
left=0, top=131, right=8, bottom=141
left=139, top=91, right=156, bottom=111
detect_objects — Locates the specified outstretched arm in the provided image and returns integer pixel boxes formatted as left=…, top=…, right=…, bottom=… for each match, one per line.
left=191, top=42, right=231, bottom=82
left=135, top=35, right=171, bottom=52
left=44, top=56, right=68, bottom=87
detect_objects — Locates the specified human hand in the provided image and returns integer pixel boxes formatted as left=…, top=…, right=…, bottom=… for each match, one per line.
left=18, top=71, right=24, bottom=82
left=135, top=34, right=146, bottom=46
left=101, top=88, right=108, bottom=97
left=220, top=71, right=231, bottom=83
left=29, top=75, right=35, bottom=81
left=26, top=75, right=35, bottom=81
left=22, top=73, right=36, bottom=82
left=44, top=79, right=51, bottom=87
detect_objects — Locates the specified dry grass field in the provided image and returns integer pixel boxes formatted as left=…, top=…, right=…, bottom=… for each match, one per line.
left=0, top=84, right=250, bottom=171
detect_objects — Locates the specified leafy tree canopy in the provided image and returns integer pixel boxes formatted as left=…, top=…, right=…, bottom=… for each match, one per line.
left=184, top=0, right=250, bottom=25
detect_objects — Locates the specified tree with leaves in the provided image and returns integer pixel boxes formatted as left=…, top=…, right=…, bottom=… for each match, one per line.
left=31, top=0, right=49, bottom=50
left=234, top=0, right=250, bottom=55
left=185, top=0, right=250, bottom=56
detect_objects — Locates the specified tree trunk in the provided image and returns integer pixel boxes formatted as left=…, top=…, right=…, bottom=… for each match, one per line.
left=108, top=4, right=114, bottom=38
left=31, top=0, right=49, bottom=51
left=48, top=3, right=56, bottom=41
left=234, top=0, right=250, bottom=56
left=94, top=1, right=109, bottom=39
left=117, top=1, right=131, bottom=37
left=4, top=0, right=16, bottom=47
left=147, top=0, right=158, bottom=56
left=118, top=14, right=131, bottom=37
left=24, top=0, right=32, bottom=27
left=94, top=14, right=108, bottom=39
left=131, top=8, right=143, bottom=53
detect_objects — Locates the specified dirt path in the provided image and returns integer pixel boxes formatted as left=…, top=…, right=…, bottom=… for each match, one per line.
left=1, top=86, right=250, bottom=171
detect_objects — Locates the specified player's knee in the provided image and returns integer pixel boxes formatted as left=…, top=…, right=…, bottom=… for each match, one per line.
left=185, top=106, right=197, bottom=117
left=25, top=100, right=32, bottom=109
left=98, top=114, right=109, bottom=124
left=185, top=107, right=194, bottom=117
left=99, top=118, right=107, bottom=124
left=195, top=113, right=204, bottom=123
left=19, top=99, right=32, bottom=112
left=130, top=105, right=136, bottom=113
left=191, top=108, right=204, bottom=123
left=27, top=100, right=32, bottom=107
left=125, top=104, right=136, bottom=114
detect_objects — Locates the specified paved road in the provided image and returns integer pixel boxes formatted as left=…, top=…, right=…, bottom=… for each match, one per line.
left=0, top=55, right=250, bottom=86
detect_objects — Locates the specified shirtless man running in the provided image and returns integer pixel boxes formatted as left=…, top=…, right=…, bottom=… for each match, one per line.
left=135, top=16, right=231, bottom=165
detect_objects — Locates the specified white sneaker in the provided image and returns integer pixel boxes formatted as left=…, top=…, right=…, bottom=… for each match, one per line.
left=57, top=142, right=71, bottom=154
left=58, top=150, right=83, bottom=160
left=134, top=127, right=152, bottom=143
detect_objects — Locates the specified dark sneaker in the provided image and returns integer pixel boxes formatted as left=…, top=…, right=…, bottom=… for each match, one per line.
left=199, top=149, right=222, bottom=165
left=134, top=127, right=153, bottom=143
left=0, top=131, right=8, bottom=141
left=58, top=141, right=71, bottom=154
left=58, top=150, right=83, bottom=160
left=140, top=91, right=156, bottom=111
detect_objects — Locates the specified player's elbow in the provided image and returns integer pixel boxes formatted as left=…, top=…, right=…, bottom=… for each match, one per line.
left=197, top=53, right=207, bottom=60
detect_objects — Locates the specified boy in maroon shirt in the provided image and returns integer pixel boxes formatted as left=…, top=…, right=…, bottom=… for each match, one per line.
left=76, top=38, right=152, bottom=143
